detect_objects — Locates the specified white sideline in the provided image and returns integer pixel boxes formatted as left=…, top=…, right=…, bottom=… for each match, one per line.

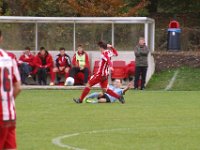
left=52, top=128, right=130, bottom=150
left=165, top=70, right=179, bottom=91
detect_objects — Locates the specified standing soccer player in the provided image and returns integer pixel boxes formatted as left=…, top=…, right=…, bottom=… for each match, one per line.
left=73, top=41, right=125, bottom=104
left=0, top=30, right=21, bottom=150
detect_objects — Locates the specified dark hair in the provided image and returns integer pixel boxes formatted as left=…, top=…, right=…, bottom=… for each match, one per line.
left=59, top=47, right=65, bottom=51
left=78, top=44, right=83, bottom=48
left=25, top=47, right=31, bottom=51
left=98, top=41, right=107, bottom=49
left=40, top=47, right=45, bottom=51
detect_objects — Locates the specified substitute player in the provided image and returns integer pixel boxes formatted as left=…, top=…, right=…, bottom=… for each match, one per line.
left=84, top=79, right=132, bottom=103
left=50, top=47, right=71, bottom=85
left=0, top=30, right=21, bottom=150
left=73, top=41, right=125, bottom=104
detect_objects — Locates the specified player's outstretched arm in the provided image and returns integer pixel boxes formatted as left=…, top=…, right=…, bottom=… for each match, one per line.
left=107, top=44, right=118, bottom=56
left=122, top=82, right=132, bottom=95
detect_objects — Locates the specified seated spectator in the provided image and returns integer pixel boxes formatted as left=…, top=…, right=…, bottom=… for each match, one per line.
left=18, top=47, right=35, bottom=85
left=50, top=47, right=71, bottom=85
left=68, top=44, right=89, bottom=85
left=34, top=47, right=53, bottom=85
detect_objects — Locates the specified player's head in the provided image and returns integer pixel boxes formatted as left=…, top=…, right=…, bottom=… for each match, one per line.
left=77, top=44, right=83, bottom=53
left=98, top=41, right=107, bottom=51
left=40, top=47, right=46, bottom=55
left=59, top=47, right=65, bottom=56
left=0, top=30, right=3, bottom=43
left=139, top=37, right=145, bottom=46
left=24, top=47, right=31, bottom=54
left=113, top=79, right=122, bottom=88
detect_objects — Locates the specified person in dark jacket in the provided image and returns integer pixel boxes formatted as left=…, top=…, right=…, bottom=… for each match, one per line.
left=50, top=47, right=71, bottom=85
left=18, top=47, right=35, bottom=85
left=34, top=47, right=53, bottom=85
left=134, top=37, right=149, bottom=90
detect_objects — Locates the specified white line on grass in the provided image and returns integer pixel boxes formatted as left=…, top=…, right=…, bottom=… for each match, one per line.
left=165, top=70, right=179, bottom=91
left=52, top=128, right=131, bottom=150
left=52, top=125, right=200, bottom=149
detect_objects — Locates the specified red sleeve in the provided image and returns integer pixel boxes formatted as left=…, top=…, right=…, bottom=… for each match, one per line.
left=110, top=47, right=118, bottom=56
left=19, top=55, right=25, bottom=61
left=72, top=54, right=77, bottom=66
left=34, top=56, right=41, bottom=67
left=45, top=55, right=53, bottom=68
left=104, top=52, right=113, bottom=68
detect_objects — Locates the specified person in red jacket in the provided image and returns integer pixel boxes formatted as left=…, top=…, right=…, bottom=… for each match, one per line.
left=34, top=47, right=53, bottom=85
left=68, top=44, right=90, bottom=85
left=18, top=47, right=35, bottom=85
left=50, top=47, right=71, bottom=85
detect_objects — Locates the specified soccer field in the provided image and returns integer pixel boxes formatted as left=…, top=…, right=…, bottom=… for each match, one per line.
left=16, top=90, right=200, bottom=150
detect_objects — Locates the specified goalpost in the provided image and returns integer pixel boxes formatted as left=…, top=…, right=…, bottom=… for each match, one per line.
left=0, top=16, right=155, bottom=84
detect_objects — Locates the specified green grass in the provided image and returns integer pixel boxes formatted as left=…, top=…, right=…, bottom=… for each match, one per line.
left=147, top=67, right=200, bottom=90
left=16, top=90, right=200, bottom=150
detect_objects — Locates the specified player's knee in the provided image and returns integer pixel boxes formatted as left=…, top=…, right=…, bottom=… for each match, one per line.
left=65, top=67, right=70, bottom=73
left=53, top=67, right=58, bottom=72
left=102, top=88, right=107, bottom=93
left=86, top=83, right=91, bottom=88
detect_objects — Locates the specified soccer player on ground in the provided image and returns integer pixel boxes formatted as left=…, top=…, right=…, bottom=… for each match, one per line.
left=50, top=47, right=71, bottom=85
left=84, top=79, right=132, bottom=103
left=73, top=41, right=125, bottom=104
left=0, top=30, right=21, bottom=150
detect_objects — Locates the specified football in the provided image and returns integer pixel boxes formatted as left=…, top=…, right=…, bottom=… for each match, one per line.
left=65, top=77, right=75, bottom=86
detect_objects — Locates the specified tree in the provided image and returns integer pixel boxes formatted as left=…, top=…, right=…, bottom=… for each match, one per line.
left=68, top=0, right=149, bottom=17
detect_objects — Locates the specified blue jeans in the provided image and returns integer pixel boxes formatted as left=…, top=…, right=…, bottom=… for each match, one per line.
left=20, top=63, right=32, bottom=84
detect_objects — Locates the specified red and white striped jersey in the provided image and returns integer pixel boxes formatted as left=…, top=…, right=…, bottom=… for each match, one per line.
left=96, top=48, right=118, bottom=76
left=0, top=49, right=21, bottom=125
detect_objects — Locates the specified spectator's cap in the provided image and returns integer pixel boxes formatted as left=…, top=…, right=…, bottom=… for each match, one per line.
left=98, top=41, right=107, bottom=49
left=59, top=47, right=65, bottom=51
left=25, top=47, right=31, bottom=51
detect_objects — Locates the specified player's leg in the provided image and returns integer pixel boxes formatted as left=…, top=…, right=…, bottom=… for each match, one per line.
left=98, top=98, right=107, bottom=103
left=134, top=66, right=141, bottom=89
left=82, top=67, right=89, bottom=84
left=50, top=67, right=58, bottom=85
left=3, top=125, right=17, bottom=150
left=100, top=77, right=125, bottom=104
left=64, top=67, right=70, bottom=79
left=69, top=67, right=79, bottom=79
left=73, top=75, right=100, bottom=103
left=140, top=66, right=147, bottom=90
left=98, top=93, right=111, bottom=103
left=0, top=125, right=8, bottom=149
left=37, top=68, right=43, bottom=85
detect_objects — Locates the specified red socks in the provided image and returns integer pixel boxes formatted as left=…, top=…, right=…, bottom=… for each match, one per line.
left=65, top=72, right=69, bottom=79
left=106, top=88, right=120, bottom=99
left=51, top=72, right=56, bottom=82
left=80, top=87, right=90, bottom=102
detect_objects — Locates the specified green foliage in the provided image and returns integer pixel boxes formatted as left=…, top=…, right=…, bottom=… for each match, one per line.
left=157, top=0, right=200, bottom=13
left=0, top=0, right=199, bottom=17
